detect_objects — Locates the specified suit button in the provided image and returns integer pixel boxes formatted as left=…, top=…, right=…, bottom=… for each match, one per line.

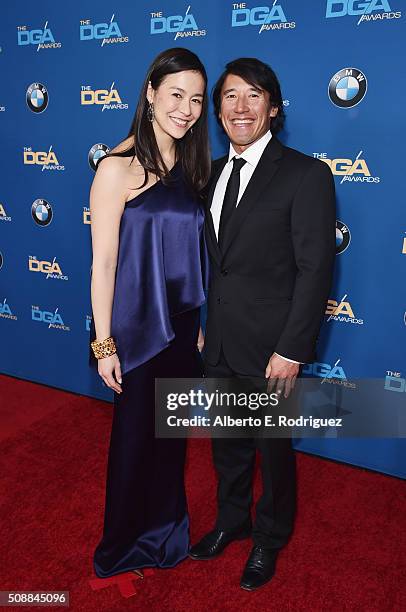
left=221, top=269, right=228, bottom=276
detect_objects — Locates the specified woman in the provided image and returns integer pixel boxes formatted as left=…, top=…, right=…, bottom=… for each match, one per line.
left=89, top=47, right=210, bottom=578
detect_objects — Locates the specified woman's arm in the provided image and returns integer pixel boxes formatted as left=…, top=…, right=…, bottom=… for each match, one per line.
left=90, top=157, right=128, bottom=392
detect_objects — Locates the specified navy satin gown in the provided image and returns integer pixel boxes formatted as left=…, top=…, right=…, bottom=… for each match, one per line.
left=91, top=161, right=208, bottom=577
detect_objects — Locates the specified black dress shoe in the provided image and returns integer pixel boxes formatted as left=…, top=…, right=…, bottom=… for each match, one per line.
left=240, top=545, right=279, bottom=591
left=189, top=526, right=251, bottom=560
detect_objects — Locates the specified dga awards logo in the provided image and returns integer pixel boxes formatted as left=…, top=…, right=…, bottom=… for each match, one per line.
left=0, top=203, right=11, bottom=222
left=81, top=84, right=128, bottom=112
left=17, top=22, right=62, bottom=50
left=28, top=256, right=68, bottom=280
left=326, top=294, right=364, bottom=325
left=150, top=5, right=207, bottom=39
left=314, top=151, right=380, bottom=184
left=32, top=306, right=70, bottom=331
left=88, top=143, right=110, bottom=171
left=303, top=358, right=355, bottom=388
left=0, top=251, right=3, bottom=269
left=80, top=14, right=129, bottom=45
left=402, top=234, right=406, bottom=254
left=231, top=1, right=296, bottom=33
left=83, top=207, right=91, bottom=224
left=0, top=298, right=17, bottom=321
left=31, top=199, right=53, bottom=227
left=326, top=0, right=401, bottom=24
left=336, top=220, right=351, bottom=254
left=328, top=68, right=367, bottom=108
left=385, top=370, right=405, bottom=392
left=26, top=83, right=49, bottom=113
left=23, top=146, right=64, bottom=171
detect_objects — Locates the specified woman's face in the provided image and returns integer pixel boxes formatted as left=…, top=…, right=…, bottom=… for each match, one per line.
left=147, top=70, right=205, bottom=141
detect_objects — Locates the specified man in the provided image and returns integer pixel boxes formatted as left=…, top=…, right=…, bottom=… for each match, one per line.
left=189, top=58, right=336, bottom=590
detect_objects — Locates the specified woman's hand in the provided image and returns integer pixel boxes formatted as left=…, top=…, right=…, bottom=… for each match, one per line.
left=197, top=326, right=205, bottom=352
left=98, top=353, right=122, bottom=394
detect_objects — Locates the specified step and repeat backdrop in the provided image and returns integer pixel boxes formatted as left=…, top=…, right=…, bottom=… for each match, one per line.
left=0, top=1, right=405, bottom=477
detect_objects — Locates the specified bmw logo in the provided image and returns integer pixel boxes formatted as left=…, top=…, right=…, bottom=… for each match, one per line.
left=336, top=220, right=351, bottom=254
left=88, top=143, right=110, bottom=171
left=328, top=68, right=367, bottom=108
left=32, top=199, right=53, bottom=226
left=26, top=82, right=49, bottom=113
left=0, top=251, right=3, bottom=270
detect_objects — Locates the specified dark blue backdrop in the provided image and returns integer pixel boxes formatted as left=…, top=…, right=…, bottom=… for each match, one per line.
left=1, top=1, right=405, bottom=477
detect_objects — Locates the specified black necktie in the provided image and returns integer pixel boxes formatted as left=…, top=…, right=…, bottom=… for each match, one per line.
left=218, top=157, right=247, bottom=251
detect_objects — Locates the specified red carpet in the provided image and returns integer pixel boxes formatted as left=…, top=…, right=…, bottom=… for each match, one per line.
left=0, top=374, right=405, bottom=611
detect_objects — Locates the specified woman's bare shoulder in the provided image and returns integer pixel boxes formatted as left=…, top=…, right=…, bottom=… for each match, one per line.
left=93, top=139, right=147, bottom=201
left=95, top=154, right=128, bottom=182
left=103, top=137, right=145, bottom=178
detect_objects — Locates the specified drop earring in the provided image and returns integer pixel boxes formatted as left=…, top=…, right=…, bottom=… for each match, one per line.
left=147, top=102, right=155, bottom=122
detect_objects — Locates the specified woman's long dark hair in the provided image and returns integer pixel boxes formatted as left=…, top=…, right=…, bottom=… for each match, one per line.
left=104, top=47, right=210, bottom=194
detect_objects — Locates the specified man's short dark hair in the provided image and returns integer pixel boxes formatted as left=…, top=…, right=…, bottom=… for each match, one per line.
left=212, top=57, right=285, bottom=134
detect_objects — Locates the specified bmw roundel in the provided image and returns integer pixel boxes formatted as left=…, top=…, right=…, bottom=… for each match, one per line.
left=336, top=220, right=351, bottom=254
left=32, top=198, right=53, bottom=226
left=26, top=82, right=49, bottom=113
left=328, top=68, right=367, bottom=108
left=88, top=143, right=110, bottom=171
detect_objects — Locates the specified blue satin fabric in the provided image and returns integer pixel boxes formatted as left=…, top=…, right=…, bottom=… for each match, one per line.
left=92, top=163, right=207, bottom=577
left=94, top=308, right=202, bottom=577
left=109, top=161, right=208, bottom=376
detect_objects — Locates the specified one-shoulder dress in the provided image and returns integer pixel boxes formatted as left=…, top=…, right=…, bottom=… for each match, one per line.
left=91, top=160, right=208, bottom=577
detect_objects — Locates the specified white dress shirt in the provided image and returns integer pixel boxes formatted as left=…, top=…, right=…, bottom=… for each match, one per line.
left=210, top=130, right=301, bottom=365
left=211, top=131, right=273, bottom=236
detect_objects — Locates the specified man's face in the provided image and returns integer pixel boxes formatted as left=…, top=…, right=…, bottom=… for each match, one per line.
left=219, top=74, right=278, bottom=153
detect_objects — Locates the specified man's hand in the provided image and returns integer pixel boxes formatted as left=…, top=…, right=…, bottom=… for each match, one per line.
left=265, top=353, right=299, bottom=398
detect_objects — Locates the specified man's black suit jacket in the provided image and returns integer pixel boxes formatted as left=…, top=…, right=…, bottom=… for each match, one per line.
left=204, top=135, right=336, bottom=376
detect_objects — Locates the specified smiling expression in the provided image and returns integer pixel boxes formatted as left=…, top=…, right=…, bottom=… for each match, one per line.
left=219, top=74, right=278, bottom=153
left=147, top=70, right=205, bottom=141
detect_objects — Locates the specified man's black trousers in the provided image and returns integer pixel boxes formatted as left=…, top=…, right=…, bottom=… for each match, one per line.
left=205, top=347, right=297, bottom=549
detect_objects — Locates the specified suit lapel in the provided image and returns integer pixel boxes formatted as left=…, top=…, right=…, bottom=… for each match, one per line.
left=205, top=156, right=228, bottom=266
left=221, top=137, right=284, bottom=260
